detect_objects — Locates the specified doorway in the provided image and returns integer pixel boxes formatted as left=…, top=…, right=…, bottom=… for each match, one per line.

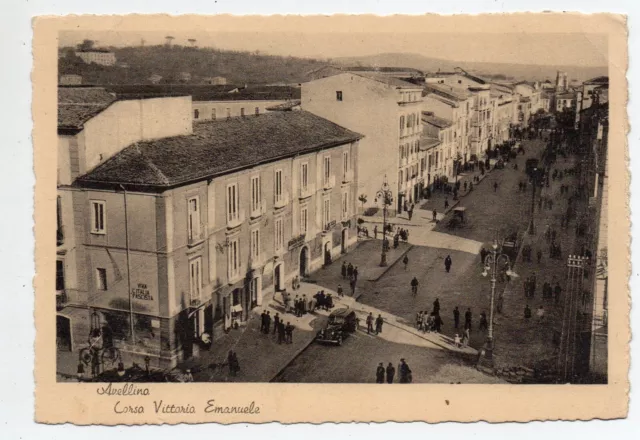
left=274, top=263, right=284, bottom=291
left=324, top=241, right=332, bottom=266
left=56, top=315, right=71, bottom=352
left=341, top=229, right=347, bottom=253
left=299, top=246, right=309, bottom=277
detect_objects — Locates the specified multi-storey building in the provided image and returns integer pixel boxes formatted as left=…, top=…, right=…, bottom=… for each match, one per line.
left=490, top=83, right=517, bottom=145
left=75, top=49, right=117, bottom=66
left=302, top=72, right=425, bottom=215
left=59, top=74, right=82, bottom=85
left=421, top=112, right=455, bottom=184
left=57, top=88, right=362, bottom=369
left=422, top=83, right=474, bottom=163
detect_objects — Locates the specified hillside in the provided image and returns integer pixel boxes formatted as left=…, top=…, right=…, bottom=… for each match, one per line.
left=334, top=53, right=608, bottom=83
left=59, top=45, right=328, bottom=85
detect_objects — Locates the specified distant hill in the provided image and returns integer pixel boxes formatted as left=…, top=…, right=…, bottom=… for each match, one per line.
left=58, top=45, right=328, bottom=85
left=334, top=53, right=608, bottom=83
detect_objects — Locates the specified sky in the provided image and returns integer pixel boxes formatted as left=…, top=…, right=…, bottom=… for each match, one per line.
left=59, top=30, right=608, bottom=67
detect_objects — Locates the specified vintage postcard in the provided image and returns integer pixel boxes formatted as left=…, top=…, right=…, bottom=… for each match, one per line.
left=33, top=13, right=629, bottom=424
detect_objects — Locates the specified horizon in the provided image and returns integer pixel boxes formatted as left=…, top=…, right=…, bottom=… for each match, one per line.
left=59, top=31, right=608, bottom=69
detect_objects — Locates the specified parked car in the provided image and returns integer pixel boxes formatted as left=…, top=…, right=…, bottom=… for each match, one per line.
left=316, top=308, right=357, bottom=346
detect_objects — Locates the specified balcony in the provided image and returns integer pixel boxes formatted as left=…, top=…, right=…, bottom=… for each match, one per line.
left=323, top=175, right=336, bottom=190
left=227, top=266, right=244, bottom=285
left=323, top=219, right=337, bottom=232
left=250, top=200, right=267, bottom=219
left=342, top=169, right=354, bottom=184
left=187, top=224, right=205, bottom=246
left=189, top=295, right=204, bottom=308
left=298, top=183, right=316, bottom=199
left=227, top=210, right=246, bottom=229
left=56, top=290, right=68, bottom=310
left=56, top=226, right=64, bottom=247
left=274, top=190, right=290, bottom=209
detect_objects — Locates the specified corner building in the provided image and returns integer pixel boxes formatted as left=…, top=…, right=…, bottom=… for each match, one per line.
left=74, top=111, right=362, bottom=368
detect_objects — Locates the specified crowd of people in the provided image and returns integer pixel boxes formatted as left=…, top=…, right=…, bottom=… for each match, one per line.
left=375, top=359, right=412, bottom=383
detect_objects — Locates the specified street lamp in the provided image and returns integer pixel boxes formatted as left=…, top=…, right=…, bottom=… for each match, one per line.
left=374, top=175, right=394, bottom=267
left=478, top=239, right=517, bottom=368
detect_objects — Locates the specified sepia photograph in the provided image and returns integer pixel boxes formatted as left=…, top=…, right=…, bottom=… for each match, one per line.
left=31, top=13, right=628, bottom=424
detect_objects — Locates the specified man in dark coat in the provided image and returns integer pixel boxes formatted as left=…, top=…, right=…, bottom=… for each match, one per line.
left=341, top=261, right=347, bottom=279
left=399, top=359, right=412, bottom=383
left=433, top=298, right=440, bottom=315
left=464, top=308, right=472, bottom=331
left=366, top=313, right=374, bottom=334
left=375, top=314, right=384, bottom=334
left=453, top=306, right=460, bottom=329
left=386, top=362, right=395, bottom=384
left=277, top=320, right=285, bottom=344
left=285, top=322, right=294, bottom=344
left=353, top=267, right=359, bottom=281
left=265, top=311, right=272, bottom=334
left=376, top=363, right=385, bottom=383
left=433, top=314, right=443, bottom=333
left=260, top=311, right=267, bottom=333
left=444, top=255, right=452, bottom=273
left=347, top=263, right=354, bottom=279
left=433, top=209, right=437, bottom=222
left=273, top=313, right=280, bottom=335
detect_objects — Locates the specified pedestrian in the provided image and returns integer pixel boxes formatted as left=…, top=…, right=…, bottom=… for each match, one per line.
left=408, top=205, right=413, bottom=220
left=284, top=322, right=293, bottom=344
left=444, top=198, right=449, bottom=210
left=454, top=333, right=462, bottom=348
left=399, top=359, right=412, bottom=383
left=410, top=277, right=419, bottom=296
left=416, top=311, right=423, bottom=331
left=277, top=320, right=285, bottom=344
left=479, top=311, right=488, bottom=331
left=265, top=311, right=272, bottom=333
left=464, top=308, right=472, bottom=331
left=366, top=312, right=374, bottom=334
left=301, top=295, right=307, bottom=314
left=433, top=298, right=440, bottom=315
left=228, top=350, right=240, bottom=376
left=537, top=248, right=542, bottom=264
left=376, top=363, right=385, bottom=383
left=353, top=267, right=359, bottom=281
left=273, top=313, right=280, bottom=335
left=444, top=255, right=452, bottom=273
left=403, top=255, right=409, bottom=270
left=347, top=263, right=354, bottom=279
left=341, top=261, right=347, bottom=279
left=453, top=306, right=460, bottom=329
left=386, top=362, right=395, bottom=384
left=337, top=284, right=344, bottom=297
left=374, top=225, right=378, bottom=239
left=260, top=310, right=267, bottom=333
left=524, top=304, right=532, bottom=319
left=480, top=247, right=487, bottom=265
left=536, top=305, right=545, bottom=322
left=462, top=328, right=470, bottom=346
left=432, top=209, right=437, bottom=222
left=350, top=278, right=356, bottom=296
left=375, top=314, right=384, bottom=335
left=494, top=181, right=498, bottom=192
left=433, top=313, right=443, bottom=333
left=497, top=294, right=504, bottom=314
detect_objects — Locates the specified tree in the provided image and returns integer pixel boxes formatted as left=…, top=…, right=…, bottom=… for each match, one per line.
left=78, top=39, right=95, bottom=51
left=165, top=36, right=175, bottom=47
left=188, top=38, right=197, bottom=47
left=358, top=194, right=368, bottom=211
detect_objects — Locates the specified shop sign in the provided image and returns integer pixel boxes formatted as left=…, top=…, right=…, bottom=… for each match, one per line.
left=131, top=283, right=154, bottom=301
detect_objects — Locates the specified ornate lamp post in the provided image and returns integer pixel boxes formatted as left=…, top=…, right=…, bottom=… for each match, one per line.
left=478, top=239, right=517, bottom=368
left=374, top=175, right=394, bottom=267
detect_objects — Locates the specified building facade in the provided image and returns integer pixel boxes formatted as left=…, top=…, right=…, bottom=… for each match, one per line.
left=302, top=72, right=424, bottom=215
left=59, top=74, right=83, bottom=85
left=75, top=50, right=117, bottom=66
left=421, top=112, right=456, bottom=184
left=59, top=102, right=362, bottom=369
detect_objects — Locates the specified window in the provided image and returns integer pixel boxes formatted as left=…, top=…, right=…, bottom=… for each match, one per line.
left=240, top=107, right=245, bottom=117
left=336, top=91, right=343, bottom=101
left=399, top=170, right=403, bottom=185
left=275, top=218, right=284, bottom=251
left=274, top=170, right=283, bottom=202
left=194, top=109, right=200, bottom=119
left=342, top=191, right=349, bottom=219
left=96, top=268, right=107, bottom=291
left=300, top=162, right=308, bottom=191
left=300, top=206, right=308, bottom=234
left=323, top=198, right=331, bottom=228
left=399, top=145, right=404, bottom=159
left=187, top=196, right=201, bottom=243
left=255, top=107, right=260, bottom=116
left=323, top=156, right=331, bottom=185
left=226, top=183, right=239, bottom=222
left=399, top=116, right=405, bottom=135
left=189, top=258, right=202, bottom=300
left=251, top=229, right=261, bottom=259
left=90, top=200, right=106, bottom=234
left=228, top=238, right=240, bottom=279
left=56, top=196, right=63, bottom=245
left=343, top=150, right=350, bottom=176
left=251, top=176, right=261, bottom=213
left=211, top=108, right=217, bottom=120
left=56, top=260, right=65, bottom=292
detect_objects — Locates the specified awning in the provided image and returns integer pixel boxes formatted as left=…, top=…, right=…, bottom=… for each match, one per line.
left=231, top=304, right=243, bottom=313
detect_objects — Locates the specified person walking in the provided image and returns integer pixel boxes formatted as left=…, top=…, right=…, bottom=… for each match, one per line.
left=376, top=363, right=385, bottom=383
left=454, top=333, right=462, bottom=348
left=374, top=225, right=378, bottom=239
left=410, top=277, right=419, bottom=296
left=433, top=313, right=443, bottom=333
left=464, top=308, right=472, bottom=331
left=337, top=284, right=344, bottom=297
left=273, top=313, right=280, bottom=335
left=453, top=306, right=460, bottom=329
left=444, top=255, right=452, bottom=273
left=399, top=359, right=412, bottom=383
left=277, top=320, right=285, bottom=344
left=444, top=198, right=449, bottom=210
left=494, top=181, right=498, bottom=192
left=375, top=314, right=384, bottom=335
left=462, top=327, right=470, bottom=347
left=228, top=350, right=240, bottom=377
left=350, top=278, right=357, bottom=296
left=285, top=322, right=294, bottom=344
left=433, top=298, right=440, bottom=315
left=408, top=204, right=414, bottom=220
left=347, top=263, right=354, bottom=279
left=366, top=312, right=374, bottom=334
left=416, top=311, right=424, bottom=331
left=432, top=209, right=437, bottom=222
left=386, top=362, right=395, bottom=384
left=341, top=261, right=347, bottom=280
left=537, top=248, right=543, bottom=264
left=260, top=310, right=267, bottom=333
left=403, top=255, right=409, bottom=271
left=353, top=267, right=359, bottom=282
left=265, top=311, right=272, bottom=334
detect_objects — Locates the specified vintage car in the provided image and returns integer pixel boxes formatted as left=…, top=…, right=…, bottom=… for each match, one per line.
left=315, top=308, right=357, bottom=345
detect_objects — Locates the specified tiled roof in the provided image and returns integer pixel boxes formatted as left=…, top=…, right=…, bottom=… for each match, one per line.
left=353, top=72, right=422, bottom=89
left=107, top=84, right=301, bottom=102
left=424, top=83, right=470, bottom=101
left=345, top=66, right=424, bottom=74
left=77, top=111, right=363, bottom=189
left=58, top=87, right=117, bottom=130
left=420, top=136, right=441, bottom=150
left=584, top=76, right=609, bottom=85
left=421, top=112, right=453, bottom=129
left=265, top=100, right=302, bottom=111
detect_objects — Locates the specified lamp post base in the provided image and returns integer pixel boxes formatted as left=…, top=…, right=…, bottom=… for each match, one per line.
left=379, top=252, right=388, bottom=267
left=477, top=338, right=495, bottom=370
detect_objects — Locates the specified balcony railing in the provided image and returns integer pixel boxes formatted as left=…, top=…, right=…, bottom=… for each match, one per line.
left=342, top=169, right=354, bottom=184
left=274, top=190, right=290, bottom=209
left=187, top=224, right=205, bottom=246
left=250, top=200, right=267, bottom=219
left=56, top=290, right=68, bottom=310
left=323, top=175, right=336, bottom=190
left=298, top=183, right=316, bottom=199
left=227, top=210, right=246, bottom=229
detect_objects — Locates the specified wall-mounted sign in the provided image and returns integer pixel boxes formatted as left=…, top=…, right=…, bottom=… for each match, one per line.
left=131, top=283, right=154, bottom=301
